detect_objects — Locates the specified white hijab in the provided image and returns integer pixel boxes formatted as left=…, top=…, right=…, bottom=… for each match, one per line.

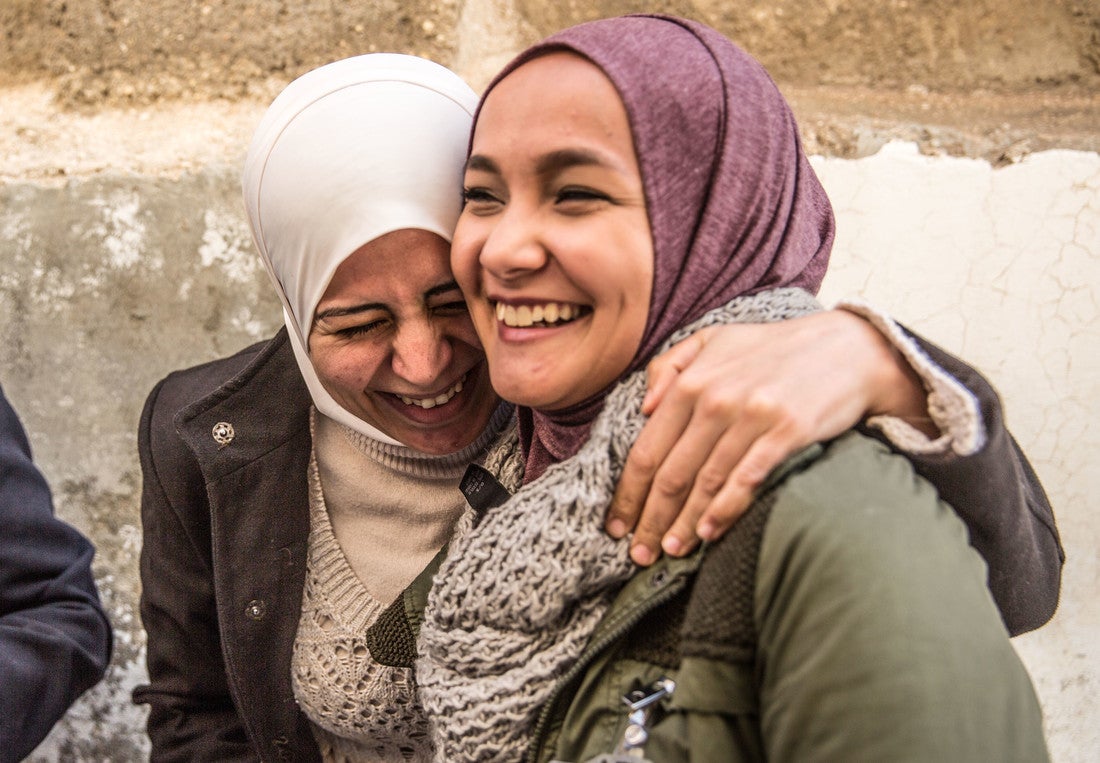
left=242, top=54, right=478, bottom=444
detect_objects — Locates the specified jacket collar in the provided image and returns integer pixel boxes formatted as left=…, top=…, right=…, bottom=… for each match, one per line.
left=174, top=328, right=312, bottom=482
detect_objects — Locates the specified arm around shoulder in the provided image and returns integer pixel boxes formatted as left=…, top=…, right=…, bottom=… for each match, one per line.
left=754, top=433, right=1049, bottom=761
left=864, top=319, right=1064, bottom=635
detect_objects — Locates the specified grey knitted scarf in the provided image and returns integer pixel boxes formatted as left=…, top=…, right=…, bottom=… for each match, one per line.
left=416, top=288, right=821, bottom=762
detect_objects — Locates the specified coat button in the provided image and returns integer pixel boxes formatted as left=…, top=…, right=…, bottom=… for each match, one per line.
left=212, top=421, right=235, bottom=447
left=245, top=599, right=267, bottom=620
left=273, top=735, right=290, bottom=759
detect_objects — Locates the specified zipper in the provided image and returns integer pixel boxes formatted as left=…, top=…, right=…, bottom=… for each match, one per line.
left=525, top=560, right=695, bottom=763
left=525, top=444, right=822, bottom=762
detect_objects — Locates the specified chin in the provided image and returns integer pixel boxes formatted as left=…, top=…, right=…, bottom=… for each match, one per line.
left=496, top=389, right=564, bottom=412
left=395, top=402, right=499, bottom=456
left=403, top=428, right=481, bottom=456
left=488, top=370, right=539, bottom=409
left=491, top=386, right=537, bottom=409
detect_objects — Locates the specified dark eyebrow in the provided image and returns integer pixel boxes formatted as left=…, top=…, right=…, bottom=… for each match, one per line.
left=534, top=148, right=607, bottom=180
left=424, top=280, right=463, bottom=300
left=465, top=149, right=609, bottom=180
left=465, top=154, right=500, bottom=174
left=313, top=303, right=386, bottom=323
left=313, top=281, right=463, bottom=324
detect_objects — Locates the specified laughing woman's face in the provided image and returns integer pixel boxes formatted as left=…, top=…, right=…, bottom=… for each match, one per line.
left=308, top=228, right=499, bottom=454
left=451, top=52, right=653, bottom=412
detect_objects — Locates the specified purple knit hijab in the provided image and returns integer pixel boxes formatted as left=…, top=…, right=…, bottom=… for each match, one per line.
left=474, top=15, right=836, bottom=479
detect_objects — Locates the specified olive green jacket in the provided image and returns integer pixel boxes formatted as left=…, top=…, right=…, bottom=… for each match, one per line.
left=523, top=433, right=1048, bottom=763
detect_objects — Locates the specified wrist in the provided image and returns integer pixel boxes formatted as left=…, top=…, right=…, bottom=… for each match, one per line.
left=874, top=347, right=940, bottom=437
left=832, top=308, right=938, bottom=435
left=833, top=300, right=985, bottom=454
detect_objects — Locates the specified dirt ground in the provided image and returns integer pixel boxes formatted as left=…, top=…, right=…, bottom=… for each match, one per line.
left=1, top=0, right=1099, bottom=179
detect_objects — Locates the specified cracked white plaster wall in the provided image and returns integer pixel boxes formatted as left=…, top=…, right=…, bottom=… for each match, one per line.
left=815, top=142, right=1100, bottom=762
left=228, top=305, right=269, bottom=339
left=1, top=207, right=32, bottom=257
left=452, top=0, right=534, bottom=91
left=28, top=263, right=77, bottom=309
left=198, top=207, right=260, bottom=283
left=88, top=191, right=150, bottom=270
left=197, top=209, right=270, bottom=338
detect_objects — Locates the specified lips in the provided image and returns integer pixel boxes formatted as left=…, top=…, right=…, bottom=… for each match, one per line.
left=494, top=301, right=591, bottom=328
left=396, top=374, right=466, bottom=409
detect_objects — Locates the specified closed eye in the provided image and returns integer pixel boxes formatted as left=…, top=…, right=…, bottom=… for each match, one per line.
left=432, top=300, right=469, bottom=316
left=335, top=320, right=388, bottom=338
left=556, top=186, right=609, bottom=203
left=462, top=186, right=503, bottom=211
left=554, top=186, right=613, bottom=214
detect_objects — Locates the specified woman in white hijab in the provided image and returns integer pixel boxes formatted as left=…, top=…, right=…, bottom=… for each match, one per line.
left=133, top=53, right=1061, bottom=761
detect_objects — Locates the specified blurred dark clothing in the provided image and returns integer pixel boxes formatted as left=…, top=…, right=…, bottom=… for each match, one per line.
left=0, top=385, right=112, bottom=763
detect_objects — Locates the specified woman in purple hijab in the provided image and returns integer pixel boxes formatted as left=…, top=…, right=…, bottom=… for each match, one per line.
left=416, top=15, right=1050, bottom=761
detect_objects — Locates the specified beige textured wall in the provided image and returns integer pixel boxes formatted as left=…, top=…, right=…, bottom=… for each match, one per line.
left=816, top=144, right=1100, bottom=761
left=1, top=0, right=1097, bottom=760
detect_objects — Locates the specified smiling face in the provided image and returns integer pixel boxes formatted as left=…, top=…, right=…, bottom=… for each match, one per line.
left=308, top=228, right=499, bottom=454
left=451, top=52, right=654, bottom=412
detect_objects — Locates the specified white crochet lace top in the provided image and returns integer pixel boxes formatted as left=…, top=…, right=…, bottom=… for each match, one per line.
left=291, top=405, right=512, bottom=762
left=292, top=450, right=434, bottom=762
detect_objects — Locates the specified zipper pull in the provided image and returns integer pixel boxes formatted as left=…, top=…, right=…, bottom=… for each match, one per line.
left=615, top=676, right=676, bottom=756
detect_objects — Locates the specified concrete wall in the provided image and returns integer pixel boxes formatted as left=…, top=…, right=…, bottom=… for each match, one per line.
left=1, top=167, right=283, bottom=761
left=816, top=144, right=1100, bottom=761
left=1, top=1, right=1097, bottom=760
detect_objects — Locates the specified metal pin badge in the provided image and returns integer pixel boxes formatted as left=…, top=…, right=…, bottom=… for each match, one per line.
left=212, top=421, right=235, bottom=448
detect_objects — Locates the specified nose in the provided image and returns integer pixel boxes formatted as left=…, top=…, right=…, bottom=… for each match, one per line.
left=390, top=317, right=454, bottom=388
left=477, top=205, right=548, bottom=282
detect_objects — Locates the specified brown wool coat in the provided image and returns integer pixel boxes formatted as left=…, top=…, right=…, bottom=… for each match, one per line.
left=133, top=330, right=320, bottom=762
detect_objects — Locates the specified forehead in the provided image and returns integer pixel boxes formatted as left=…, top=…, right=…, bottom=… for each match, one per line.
left=321, top=229, right=453, bottom=306
left=473, top=51, right=635, bottom=162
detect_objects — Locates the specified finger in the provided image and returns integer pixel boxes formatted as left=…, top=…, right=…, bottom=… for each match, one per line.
left=608, top=437, right=669, bottom=539
left=609, top=427, right=681, bottom=542
left=658, top=500, right=704, bottom=558
left=630, top=485, right=688, bottom=565
left=665, top=391, right=807, bottom=547
left=658, top=418, right=762, bottom=553
left=694, top=480, right=755, bottom=542
left=629, top=406, right=738, bottom=560
left=608, top=376, right=702, bottom=538
left=607, top=463, right=646, bottom=539
left=696, top=426, right=809, bottom=542
left=641, top=332, right=705, bottom=414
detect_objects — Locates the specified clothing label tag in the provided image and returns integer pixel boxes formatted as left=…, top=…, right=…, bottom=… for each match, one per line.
left=460, top=464, right=512, bottom=514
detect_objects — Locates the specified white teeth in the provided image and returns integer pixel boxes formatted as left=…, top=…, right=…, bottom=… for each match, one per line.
left=495, top=301, right=583, bottom=328
left=398, top=376, right=465, bottom=409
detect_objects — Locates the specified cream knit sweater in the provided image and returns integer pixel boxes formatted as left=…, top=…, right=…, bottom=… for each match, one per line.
left=291, top=406, right=510, bottom=762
